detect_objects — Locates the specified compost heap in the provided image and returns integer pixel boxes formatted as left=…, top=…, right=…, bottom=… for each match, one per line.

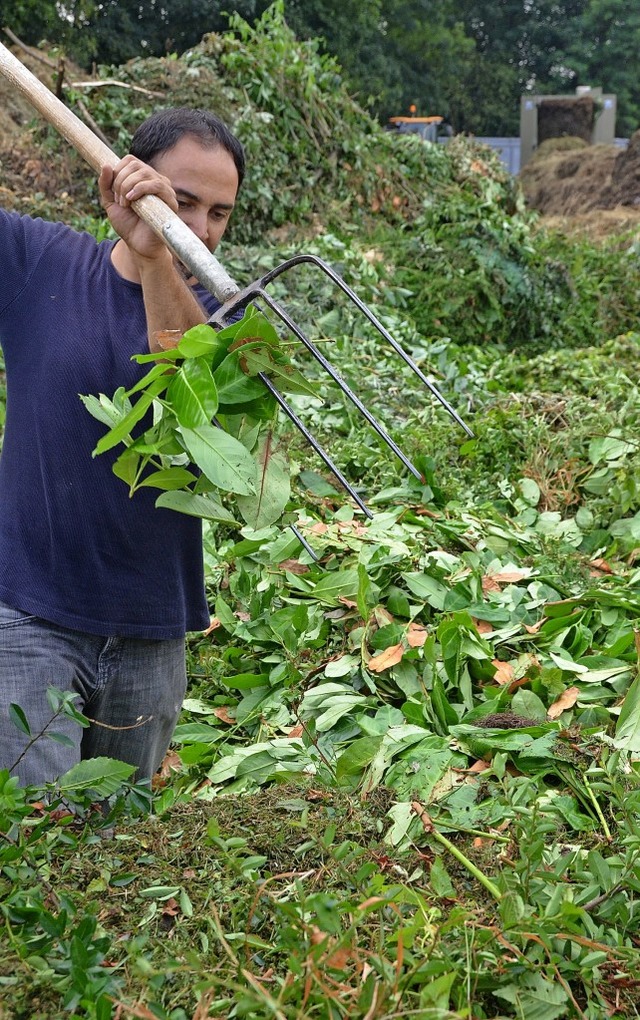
left=519, top=130, right=640, bottom=229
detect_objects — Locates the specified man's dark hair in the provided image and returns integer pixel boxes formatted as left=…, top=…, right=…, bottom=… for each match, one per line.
left=130, top=108, right=245, bottom=190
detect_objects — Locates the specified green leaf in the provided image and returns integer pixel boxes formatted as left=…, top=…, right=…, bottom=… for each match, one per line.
left=299, top=470, right=339, bottom=497
left=588, top=434, right=635, bottom=465
left=154, top=490, right=238, bottom=522
left=94, top=378, right=168, bottom=455
left=336, top=735, right=384, bottom=780
left=214, top=352, right=267, bottom=405
left=357, top=562, right=374, bottom=621
left=242, top=345, right=319, bottom=396
left=236, top=431, right=291, bottom=529
left=79, top=390, right=132, bottom=429
left=312, top=569, right=360, bottom=605
left=9, top=703, right=31, bottom=736
left=138, top=467, right=198, bottom=491
left=57, top=757, right=135, bottom=797
left=613, top=672, right=640, bottom=752
left=124, top=362, right=171, bottom=398
left=402, top=572, right=448, bottom=609
left=138, top=885, right=181, bottom=900
left=112, top=449, right=142, bottom=487
left=493, top=972, right=568, bottom=1019
left=232, top=305, right=280, bottom=345
left=179, top=425, right=257, bottom=495
left=429, top=856, right=456, bottom=898
left=177, top=322, right=233, bottom=362
left=166, top=358, right=219, bottom=428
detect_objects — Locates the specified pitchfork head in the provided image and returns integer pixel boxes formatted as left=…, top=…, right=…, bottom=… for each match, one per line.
left=206, top=253, right=473, bottom=518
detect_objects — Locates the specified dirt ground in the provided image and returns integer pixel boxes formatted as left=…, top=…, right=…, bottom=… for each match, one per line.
left=519, top=131, right=640, bottom=235
left=0, top=42, right=92, bottom=214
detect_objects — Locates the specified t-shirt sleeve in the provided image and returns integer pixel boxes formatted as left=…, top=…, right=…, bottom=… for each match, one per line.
left=0, top=209, right=64, bottom=315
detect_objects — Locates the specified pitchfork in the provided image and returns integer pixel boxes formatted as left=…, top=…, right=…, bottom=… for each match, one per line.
left=0, top=41, right=473, bottom=522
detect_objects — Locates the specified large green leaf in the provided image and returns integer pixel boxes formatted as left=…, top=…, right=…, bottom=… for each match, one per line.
left=214, top=352, right=267, bottom=405
left=57, top=757, right=135, bottom=797
left=242, top=345, right=319, bottom=397
left=236, top=431, right=291, bottom=529
left=166, top=358, right=218, bottom=428
left=312, top=569, right=360, bottom=605
left=177, top=322, right=234, bottom=364
left=155, top=490, right=238, bottom=522
left=179, top=425, right=257, bottom=495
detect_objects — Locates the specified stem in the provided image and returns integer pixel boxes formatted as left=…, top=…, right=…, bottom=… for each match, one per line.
left=411, top=801, right=503, bottom=902
left=9, top=707, right=66, bottom=775
left=583, top=774, right=612, bottom=841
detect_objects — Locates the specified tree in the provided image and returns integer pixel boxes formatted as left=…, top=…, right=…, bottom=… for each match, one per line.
left=83, top=0, right=259, bottom=66
left=560, top=0, right=640, bottom=135
left=278, top=0, right=477, bottom=125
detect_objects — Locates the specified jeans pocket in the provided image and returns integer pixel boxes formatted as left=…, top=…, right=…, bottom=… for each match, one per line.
left=0, top=600, right=39, bottom=628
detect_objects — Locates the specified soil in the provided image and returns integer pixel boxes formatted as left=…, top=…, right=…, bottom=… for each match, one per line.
left=0, top=43, right=92, bottom=215
left=537, top=95, right=595, bottom=145
left=519, top=130, right=640, bottom=233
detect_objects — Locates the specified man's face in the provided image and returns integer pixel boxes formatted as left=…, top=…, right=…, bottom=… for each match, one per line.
left=152, top=135, right=239, bottom=256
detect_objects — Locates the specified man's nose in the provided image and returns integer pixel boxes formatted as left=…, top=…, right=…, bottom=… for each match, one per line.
left=189, top=210, right=209, bottom=246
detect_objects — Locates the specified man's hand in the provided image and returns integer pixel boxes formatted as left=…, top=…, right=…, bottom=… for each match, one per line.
left=99, top=156, right=178, bottom=262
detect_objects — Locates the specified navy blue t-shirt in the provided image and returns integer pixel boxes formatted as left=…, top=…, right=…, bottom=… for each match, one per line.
left=0, top=209, right=222, bottom=639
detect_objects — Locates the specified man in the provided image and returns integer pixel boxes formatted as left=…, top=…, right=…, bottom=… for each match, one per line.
left=0, top=108, right=244, bottom=786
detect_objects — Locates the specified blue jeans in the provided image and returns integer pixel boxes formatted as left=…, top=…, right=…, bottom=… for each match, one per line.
left=0, top=601, right=187, bottom=787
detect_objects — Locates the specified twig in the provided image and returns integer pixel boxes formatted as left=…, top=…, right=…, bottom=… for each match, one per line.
left=292, top=705, right=336, bottom=778
left=208, top=901, right=240, bottom=967
left=583, top=882, right=625, bottom=912
left=2, top=26, right=57, bottom=67
left=74, top=97, right=111, bottom=146
left=83, top=714, right=153, bottom=731
left=67, top=79, right=164, bottom=98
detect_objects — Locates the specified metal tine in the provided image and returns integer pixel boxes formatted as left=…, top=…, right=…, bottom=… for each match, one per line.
left=260, top=290, right=424, bottom=480
left=289, top=523, right=321, bottom=563
left=210, top=253, right=474, bottom=438
left=211, top=288, right=423, bottom=481
left=257, top=372, right=373, bottom=520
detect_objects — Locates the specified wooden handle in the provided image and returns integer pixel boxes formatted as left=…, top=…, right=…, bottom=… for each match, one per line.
left=0, top=40, right=240, bottom=303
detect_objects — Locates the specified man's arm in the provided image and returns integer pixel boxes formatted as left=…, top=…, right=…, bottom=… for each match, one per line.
left=99, top=157, right=207, bottom=352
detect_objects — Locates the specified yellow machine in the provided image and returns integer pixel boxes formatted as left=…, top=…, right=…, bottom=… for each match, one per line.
left=387, top=108, right=452, bottom=143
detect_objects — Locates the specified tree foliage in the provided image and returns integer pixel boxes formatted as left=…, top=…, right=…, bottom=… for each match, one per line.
left=1, top=0, right=639, bottom=135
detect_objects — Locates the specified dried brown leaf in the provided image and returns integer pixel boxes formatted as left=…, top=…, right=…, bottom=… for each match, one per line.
left=589, top=558, right=614, bottom=574
left=367, top=643, right=405, bottom=672
left=524, top=619, right=544, bottom=634
left=492, top=659, right=515, bottom=686
left=547, top=686, right=580, bottom=719
left=406, top=622, right=428, bottom=647
left=279, top=559, right=310, bottom=575
left=213, top=706, right=236, bottom=725
left=473, top=618, right=494, bottom=635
